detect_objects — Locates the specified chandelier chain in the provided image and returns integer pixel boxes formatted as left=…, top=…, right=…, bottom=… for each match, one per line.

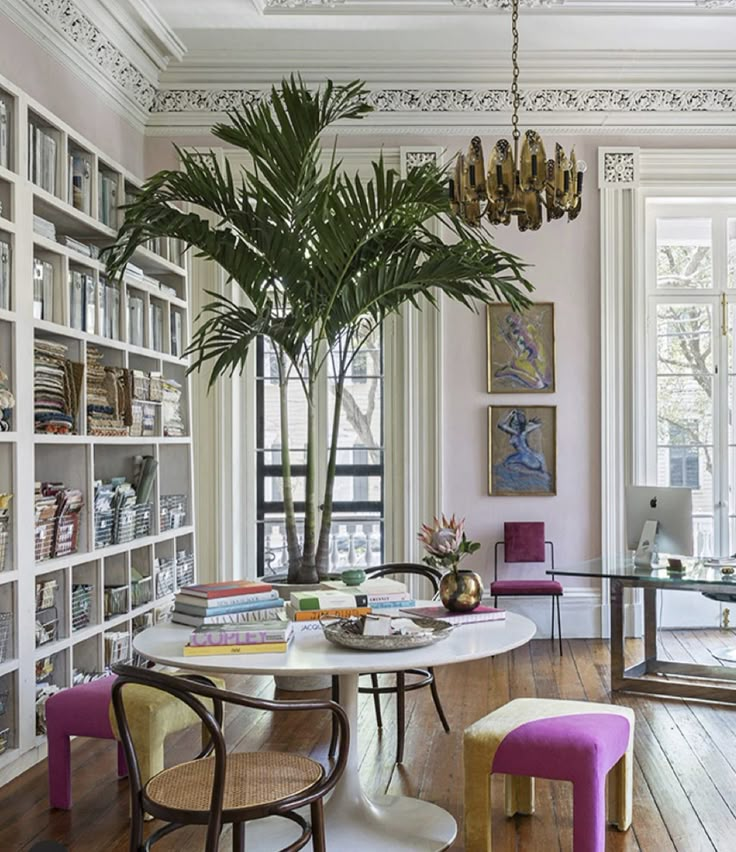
left=510, top=0, right=520, bottom=148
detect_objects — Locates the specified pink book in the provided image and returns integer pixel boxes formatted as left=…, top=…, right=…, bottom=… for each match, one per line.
left=400, top=604, right=506, bottom=624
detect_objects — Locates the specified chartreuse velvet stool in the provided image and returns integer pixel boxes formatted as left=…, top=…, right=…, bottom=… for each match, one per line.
left=463, top=698, right=635, bottom=852
left=46, top=672, right=225, bottom=810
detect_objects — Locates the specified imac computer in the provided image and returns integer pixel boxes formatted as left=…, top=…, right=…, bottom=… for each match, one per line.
left=625, top=485, right=694, bottom=568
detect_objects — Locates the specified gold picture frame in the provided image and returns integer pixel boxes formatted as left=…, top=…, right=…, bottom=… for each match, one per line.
left=486, top=302, right=556, bottom=394
left=488, top=405, right=557, bottom=496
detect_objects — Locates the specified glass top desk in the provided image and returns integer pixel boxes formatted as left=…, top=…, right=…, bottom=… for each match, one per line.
left=548, top=556, right=736, bottom=703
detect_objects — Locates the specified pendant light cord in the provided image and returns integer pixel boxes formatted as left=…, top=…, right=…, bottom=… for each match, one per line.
left=511, top=0, right=520, bottom=162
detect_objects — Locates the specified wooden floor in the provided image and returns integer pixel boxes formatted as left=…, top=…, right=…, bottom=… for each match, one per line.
left=3, top=631, right=736, bottom=850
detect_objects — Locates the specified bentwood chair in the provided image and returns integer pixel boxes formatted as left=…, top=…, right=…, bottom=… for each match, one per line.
left=111, top=663, right=349, bottom=852
left=493, top=521, right=563, bottom=656
left=329, top=563, right=450, bottom=764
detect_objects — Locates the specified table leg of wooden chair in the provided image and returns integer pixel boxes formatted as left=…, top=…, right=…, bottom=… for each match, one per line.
left=428, top=667, right=450, bottom=733
left=311, top=799, right=326, bottom=852
left=370, top=673, right=383, bottom=729
left=328, top=676, right=340, bottom=759
left=396, top=671, right=406, bottom=764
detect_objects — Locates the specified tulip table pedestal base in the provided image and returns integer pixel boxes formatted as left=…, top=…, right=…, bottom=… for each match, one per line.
left=239, top=673, right=457, bottom=851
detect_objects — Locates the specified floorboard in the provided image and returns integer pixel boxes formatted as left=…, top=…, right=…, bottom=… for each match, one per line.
left=1, top=633, right=736, bottom=850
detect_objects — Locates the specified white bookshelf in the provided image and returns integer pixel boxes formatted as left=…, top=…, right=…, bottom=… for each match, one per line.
left=0, top=73, right=196, bottom=783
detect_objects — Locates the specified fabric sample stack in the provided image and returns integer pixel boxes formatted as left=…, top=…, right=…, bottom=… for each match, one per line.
left=34, top=340, right=74, bottom=434
left=86, top=346, right=127, bottom=436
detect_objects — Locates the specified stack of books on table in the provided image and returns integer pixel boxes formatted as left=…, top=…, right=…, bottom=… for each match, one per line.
left=172, top=580, right=285, bottom=627
left=183, top=620, right=293, bottom=656
left=286, top=578, right=415, bottom=621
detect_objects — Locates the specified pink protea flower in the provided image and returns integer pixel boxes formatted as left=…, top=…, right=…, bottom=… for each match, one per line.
left=418, top=514, right=465, bottom=558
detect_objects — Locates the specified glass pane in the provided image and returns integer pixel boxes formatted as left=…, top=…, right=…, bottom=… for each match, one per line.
left=328, top=327, right=382, bottom=378
left=258, top=378, right=309, bottom=451
left=332, top=474, right=382, bottom=503
left=656, top=218, right=712, bottom=289
left=692, top=516, right=714, bottom=559
left=259, top=515, right=383, bottom=576
left=657, top=446, right=713, bottom=516
left=329, top=377, right=383, bottom=452
left=261, top=475, right=306, bottom=504
left=656, top=377, right=713, bottom=445
left=656, top=304, right=713, bottom=375
left=729, top=219, right=736, bottom=289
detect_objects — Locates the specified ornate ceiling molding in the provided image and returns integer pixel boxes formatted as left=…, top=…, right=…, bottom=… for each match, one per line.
left=152, top=86, right=736, bottom=114
left=24, top=0, right=157, bottom=111
left=258, top=0, right=736, bottom=10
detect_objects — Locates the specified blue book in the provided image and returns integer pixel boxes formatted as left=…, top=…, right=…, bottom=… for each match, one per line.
left=174, top=599, right=285, bottom=616
left=370, top=599, right=416, bottom=610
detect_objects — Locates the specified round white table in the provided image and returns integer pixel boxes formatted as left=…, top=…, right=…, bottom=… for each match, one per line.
left=134, top=610, right=536, bottom=851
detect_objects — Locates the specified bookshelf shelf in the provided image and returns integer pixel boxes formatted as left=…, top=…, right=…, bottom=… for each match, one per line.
left=0, top=71, right=196, bottom=785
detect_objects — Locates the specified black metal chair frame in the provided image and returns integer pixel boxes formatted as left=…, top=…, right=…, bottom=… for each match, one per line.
left=111, top=663, right=349, bottom=852
left=328, top=563, right=450, bottom=765
left=493, top=539, right=563, bottom=656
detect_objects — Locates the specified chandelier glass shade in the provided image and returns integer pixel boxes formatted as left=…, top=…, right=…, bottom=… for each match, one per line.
left=450, top=0, right=585, bottom=232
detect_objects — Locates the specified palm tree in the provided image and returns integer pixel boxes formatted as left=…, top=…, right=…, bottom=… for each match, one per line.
left=104, top=76, right=533, bottom=584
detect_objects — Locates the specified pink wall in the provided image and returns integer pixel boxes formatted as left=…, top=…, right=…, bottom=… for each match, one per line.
left=0, top=13, right=144, bottom=176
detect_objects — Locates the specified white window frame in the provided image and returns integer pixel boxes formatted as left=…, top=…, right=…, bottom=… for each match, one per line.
left=600, top=147, right=736, bottom=636
left=188, top=146, right=444, bottom=586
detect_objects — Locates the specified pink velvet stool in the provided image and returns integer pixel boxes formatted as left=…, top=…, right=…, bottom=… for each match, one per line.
left=46, top=676, right=127, bottom=810
left=464, top=698, right=635, bottom=852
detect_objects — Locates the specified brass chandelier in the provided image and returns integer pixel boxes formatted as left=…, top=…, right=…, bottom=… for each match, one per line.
left=450, top=0, right=585, bottom=232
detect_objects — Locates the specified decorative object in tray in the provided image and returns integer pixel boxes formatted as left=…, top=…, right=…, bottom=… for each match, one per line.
left=322, top=614, right=453, bottom=652
left=418, top=514, right=484, bottom=613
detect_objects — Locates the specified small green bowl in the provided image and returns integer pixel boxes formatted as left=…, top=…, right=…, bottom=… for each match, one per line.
left=341, top=568, right=366, bottom=587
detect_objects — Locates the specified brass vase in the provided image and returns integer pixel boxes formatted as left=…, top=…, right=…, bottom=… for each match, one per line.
left=439, top=568, right=484, bottom=613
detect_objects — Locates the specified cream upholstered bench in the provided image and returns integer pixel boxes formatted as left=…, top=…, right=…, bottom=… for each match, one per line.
left=463, top=698, right=634, bottom=852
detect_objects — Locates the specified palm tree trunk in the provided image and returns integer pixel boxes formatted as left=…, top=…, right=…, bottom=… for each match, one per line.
left=279, top=365, right=302, bottom=583
left=315, top=376, right=344, bottom=577
left=299, top=380, right=319, bottom=584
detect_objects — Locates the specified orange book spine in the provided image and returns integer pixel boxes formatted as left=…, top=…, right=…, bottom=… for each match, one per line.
left=293, top=607, right=371, bottom=621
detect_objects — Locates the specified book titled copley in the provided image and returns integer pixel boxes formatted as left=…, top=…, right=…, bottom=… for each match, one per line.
left=290, top=590, right=369, bottom=611
left=190, top=621, right=293, bottom=646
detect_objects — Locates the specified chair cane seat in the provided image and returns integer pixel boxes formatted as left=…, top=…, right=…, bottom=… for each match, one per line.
left=145, top=751, right=324, bottom=813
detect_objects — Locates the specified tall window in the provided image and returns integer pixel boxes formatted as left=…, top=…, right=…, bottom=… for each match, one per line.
left=255, top=330, right=384, bottom=576
left=646, top=204, right=736, bottom=556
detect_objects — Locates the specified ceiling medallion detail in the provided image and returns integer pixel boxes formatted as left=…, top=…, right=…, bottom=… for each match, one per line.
left=264, top=0, right=346, bottom=6
left=26, top=0, right=156, bottom=110
left=695, top=0, right=736, bottom=6
left=451, top=0, right=584, bottom=231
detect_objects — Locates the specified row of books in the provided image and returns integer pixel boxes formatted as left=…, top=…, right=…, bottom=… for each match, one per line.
left=99, top=172, right=118, bottom=228
left=29, top=123, right=57, bottom=195
left=0, top=238, right=9, bottom=312
left=183, top=620, right=293, bottom=657
left=68, top=154, right=91, bottom=215
left=33, top=258, right=54, bottom=322
left=172, top=580, right=284, bottom=628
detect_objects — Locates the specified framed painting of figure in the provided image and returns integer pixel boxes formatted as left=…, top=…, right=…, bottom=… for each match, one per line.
left=487, top=302, right=555, bottom=393
left=488, top=405, right=556, bottom=496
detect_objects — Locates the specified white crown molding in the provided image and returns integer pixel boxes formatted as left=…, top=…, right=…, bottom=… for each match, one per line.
left=255, top=0, right=736, bottom=12
left=160, top=49, right=736, bottom=87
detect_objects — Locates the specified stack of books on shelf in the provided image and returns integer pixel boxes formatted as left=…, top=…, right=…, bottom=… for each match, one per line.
left=60, top=236, right=99, bottom=260
left=162, top=378, right=185, bottom=436
left=28, top=123, right=57, bottom=194
left=68, top=154, right=91, bottom=215
left=286, top=577, right=415, bottom=621
left=172, top=580, right=285, bottom=627
left=32, top=215, right=56, bottom=241
left=98, top=172, right=118, bottom=228
left=32, top=257, right=54, bottom=321
left=183, top=620, right=293, bottom=656
left=86, top=347, right=127, bottom=436
left=400, top=604, right=506, bottom=624
left=0, top=237, right=10, bottom=311
left=34, top=339, right=79, bottom=434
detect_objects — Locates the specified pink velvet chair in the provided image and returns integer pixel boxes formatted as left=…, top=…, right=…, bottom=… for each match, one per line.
left=492, top=521, right=563, bottom=655
left=46, top=675, right=127, bottom=810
